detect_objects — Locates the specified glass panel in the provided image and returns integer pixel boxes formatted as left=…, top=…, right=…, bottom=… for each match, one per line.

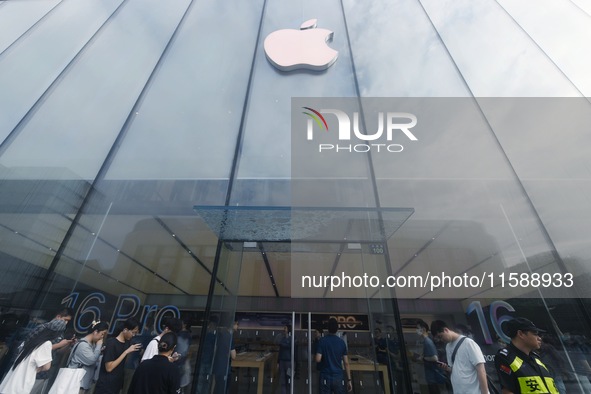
left=0, top=0, right=191, bottom=180
left=570, top=0, right=591, bottom=15
left=0, top=166, right=94, bottom=313
left=495, top=0, right=591, bottom=95
left=370, top=98, right=571, bottom=300
left=342, top=0, right=470, bottom=97
left=362, top=245, right=408, bottom=394
left=195, top=242, right=242, bottom=394
left=290, top=97, right=379, bottom=210
left=0, top=0, right=123, bottom=143
left=105, top=0, right=265, bottom=180
left=0, top=0, right=61, bottom=54
left=194, top=206, right=413, bottom=243
left=477, top=98, right=591, bottom=299
left=232, top=0, right=357, bottom=196
left=0, top=168, right=113, bottom=382
left=419, top=0, right=580, bottom=96
left=32, top=198, right=226, bottom=390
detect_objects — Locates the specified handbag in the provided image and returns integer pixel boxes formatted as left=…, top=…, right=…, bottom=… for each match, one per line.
left=48, top=341, right=86, bottom=394
left=48, top=367, right=86, bottom=394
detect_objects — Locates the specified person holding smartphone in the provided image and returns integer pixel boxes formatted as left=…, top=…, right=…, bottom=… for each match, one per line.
left=430, top=320, right=488, bottom=394
left=141, top=317, right=182, bottom=363
left=95, top=319, right=142, bottom=394
left=66, top=321, right=109, bottom=394
left=417, top=321, right=447, bottom=394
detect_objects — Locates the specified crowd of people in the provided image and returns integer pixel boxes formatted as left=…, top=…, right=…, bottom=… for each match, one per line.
left=0, top=308, right=586, bottom=394
left=410, top=317, right=573, bottom=394
left=0, top=309, right=191, bottom=394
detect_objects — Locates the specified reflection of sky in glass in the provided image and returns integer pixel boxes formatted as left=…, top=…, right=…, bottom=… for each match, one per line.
left=0, top=0, right=61, bottom=54
left=570, top=0, right=591, bottom=16
left=495, top=0, right=591, bottom=95
left=235, top=0, right=357, bottom=180
left=419, top=0, right=581, bottom=96
left=106, top=0, right=264, bottom=180
left=477, top=98, right=591, bottom=296
left=372, top=100, right=533, bottom=265
left=342, top=0, right=470, bottom=97
left=0, top=0, right=590, bottom=299
left=0, top=0, right=123, bottom=143
left=343, top=0, right=590, bottom=97
left=0, top=0, right=191, bottom=180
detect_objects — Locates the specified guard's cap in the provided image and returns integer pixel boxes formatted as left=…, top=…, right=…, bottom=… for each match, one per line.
left=505, top=317, right=546, bottom=338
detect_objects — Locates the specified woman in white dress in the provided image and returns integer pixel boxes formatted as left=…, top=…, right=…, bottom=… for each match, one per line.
left=0, top=319, right=65, bottom=394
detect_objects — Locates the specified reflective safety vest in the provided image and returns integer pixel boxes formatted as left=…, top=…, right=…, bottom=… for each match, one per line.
left=508, top=354, right=559, bottom=394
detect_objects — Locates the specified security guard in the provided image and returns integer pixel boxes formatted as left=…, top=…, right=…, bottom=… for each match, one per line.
left=495, top=317, right=559, bottom=394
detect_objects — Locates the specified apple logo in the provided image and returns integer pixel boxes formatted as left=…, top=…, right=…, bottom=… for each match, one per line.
left=264, top=19, right=338, bottom=72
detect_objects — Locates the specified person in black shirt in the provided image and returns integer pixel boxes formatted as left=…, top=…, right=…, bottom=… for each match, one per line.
left=95, top=318, right=141, bottom=394
left=128, top=332, right=181, bottom=394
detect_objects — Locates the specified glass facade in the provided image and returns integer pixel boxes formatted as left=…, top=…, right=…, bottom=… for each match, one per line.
left=1, top=1, right=591, bottom=394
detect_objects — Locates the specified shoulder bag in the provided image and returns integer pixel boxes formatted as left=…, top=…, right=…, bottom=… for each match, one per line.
left=48, top=341, right=86, bottom=394
left=452, top=336, right=500, bottom=394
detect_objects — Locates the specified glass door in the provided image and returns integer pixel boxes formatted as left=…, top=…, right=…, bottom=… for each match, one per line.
left=189, top=205, right=414, bottom=393
left=226, top=241, right=410, bottom=394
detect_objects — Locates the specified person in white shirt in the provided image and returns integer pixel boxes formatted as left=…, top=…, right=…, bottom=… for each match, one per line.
left=140, top=317, right=182, bottom=362
left=430, top=320, right=489, bottom=394
left=0, top=320, right=65, bottom=394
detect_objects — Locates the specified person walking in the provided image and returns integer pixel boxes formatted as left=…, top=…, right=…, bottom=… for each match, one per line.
left=430, top=320, right=488, bottom=394
left=315, top=318, right=352, bottom=393
left=495, top=317, right=559, bottom=394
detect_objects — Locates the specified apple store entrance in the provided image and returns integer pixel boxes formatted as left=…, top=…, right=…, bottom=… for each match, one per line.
left=191, top=206, right=414, bottom=394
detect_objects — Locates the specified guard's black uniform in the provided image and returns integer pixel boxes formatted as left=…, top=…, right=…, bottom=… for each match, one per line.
left=495, top=343, right=558, bottom=394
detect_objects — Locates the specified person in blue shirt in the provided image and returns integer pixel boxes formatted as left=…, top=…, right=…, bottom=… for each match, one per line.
left=315, top=318, right=352, bottom=393
left=276, top=325, right=292, bottom=394
left=417, top=321, right=447, bottom=393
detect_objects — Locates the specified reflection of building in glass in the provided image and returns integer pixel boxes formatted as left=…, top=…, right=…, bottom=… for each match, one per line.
left=1, top=1, right=591, bottom=393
